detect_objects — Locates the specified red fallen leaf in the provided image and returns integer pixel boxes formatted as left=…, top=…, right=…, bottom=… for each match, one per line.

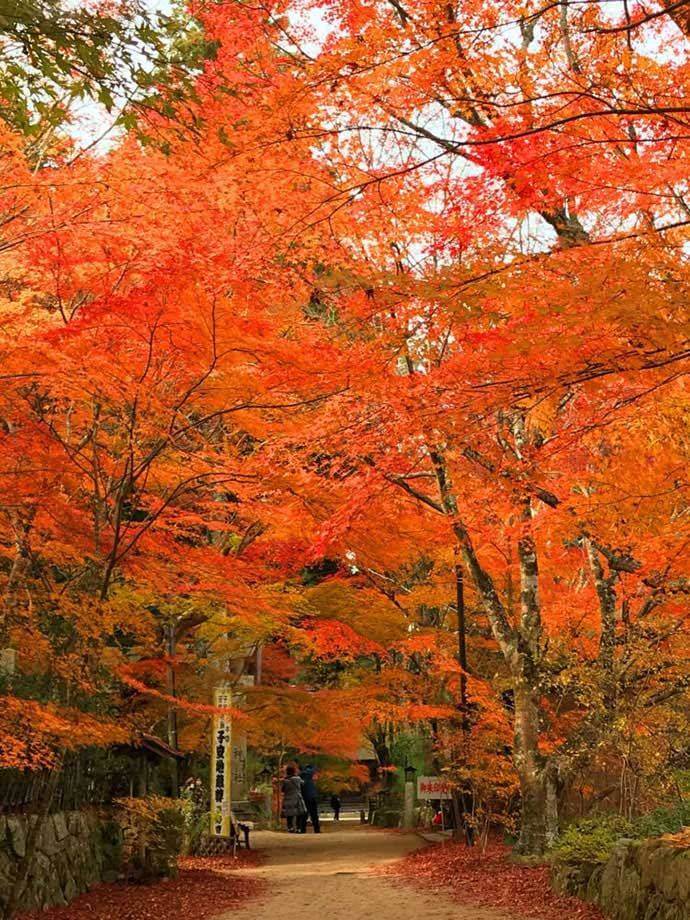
left=382, top=838, right=604, bottom=920
left=18, top=852, right=263, bottom=920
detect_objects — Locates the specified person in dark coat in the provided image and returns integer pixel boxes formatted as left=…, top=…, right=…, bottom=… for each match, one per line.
left=298, top=764, right=321, bottom=833
left=330, top=792, right=341, bottom=821
left=281, top=765, right=306, bottom=832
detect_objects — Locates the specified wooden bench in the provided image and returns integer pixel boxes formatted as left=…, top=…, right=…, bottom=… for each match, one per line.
left=230, top=810, right=254, bottom=854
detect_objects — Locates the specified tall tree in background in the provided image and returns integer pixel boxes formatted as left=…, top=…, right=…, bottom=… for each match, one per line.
left=0, top=0, right=216, bottom=149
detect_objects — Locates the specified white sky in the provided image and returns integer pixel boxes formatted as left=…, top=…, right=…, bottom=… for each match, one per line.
left=68, top=1, right=672, bottom=155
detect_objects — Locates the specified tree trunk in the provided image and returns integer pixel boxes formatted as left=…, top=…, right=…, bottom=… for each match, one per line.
left=369, top=725, right=393, bottom=789
left=2, top=509, right=36, bottom=644
left=453, top=558, right=474, bottom=845
left=415, top=449, right=552, bottom=854
left=517, top=770, right=547, bottom=855
left=545, top=764, right=560, bottom=848
left=165, top=623, right=179, bottom=797
left=584, top=539, right=619, bottom=708
left=513, top=680, right=548, bottom=855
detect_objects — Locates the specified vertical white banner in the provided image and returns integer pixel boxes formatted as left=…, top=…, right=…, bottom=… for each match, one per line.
left=210, top=685, right=232, bottom=836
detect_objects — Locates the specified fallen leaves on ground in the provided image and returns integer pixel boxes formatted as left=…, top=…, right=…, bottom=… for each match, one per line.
left=18, top=851, right=263, bottom=920
left=384, top=838, right=603, bottom=920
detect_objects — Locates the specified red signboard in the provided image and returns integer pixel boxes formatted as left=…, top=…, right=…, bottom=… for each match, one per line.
left=417, top=776, right=452, bottom=800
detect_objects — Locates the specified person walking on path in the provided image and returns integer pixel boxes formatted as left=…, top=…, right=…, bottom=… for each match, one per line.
left=330, top=792, right=341, bottom=821
left=281, top=765, right=307, bottom=833
left=298, top=764, right=321, bottom=833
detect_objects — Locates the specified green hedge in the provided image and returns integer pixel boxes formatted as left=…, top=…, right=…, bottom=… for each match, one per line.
left=633, top=800, right=690, bottom=839
left=553, top=815, right=635, bottom=863
left=553, top=801, right=690, bottom=864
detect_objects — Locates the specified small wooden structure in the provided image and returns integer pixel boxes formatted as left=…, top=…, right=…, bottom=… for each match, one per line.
left=120, top=733, right=185, bottom=798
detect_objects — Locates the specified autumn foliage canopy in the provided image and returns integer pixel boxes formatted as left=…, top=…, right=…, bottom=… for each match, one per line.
left=1, top=0, right=690, bottom=854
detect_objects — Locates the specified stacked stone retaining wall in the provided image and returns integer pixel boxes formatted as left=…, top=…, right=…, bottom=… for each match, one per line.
left=552, top=831, right=690, bottom=920
left=0, top=810, right=119, bottom=913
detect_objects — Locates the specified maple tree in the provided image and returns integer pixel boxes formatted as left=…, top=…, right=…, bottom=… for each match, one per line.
left=0, top=0, right=689, bottom=868
left=265, top=0, right=690, bottom=853
left=0, top=1, right=343, bottom=774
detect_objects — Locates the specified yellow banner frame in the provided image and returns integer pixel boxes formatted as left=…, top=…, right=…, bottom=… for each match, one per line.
left=210, top=685, right=232, bottom=836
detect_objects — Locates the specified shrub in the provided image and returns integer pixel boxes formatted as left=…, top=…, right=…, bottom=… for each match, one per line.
left=553, top=800, right=690, bottom=865
left=99, top=816, right=124, bottom=874
left=372, top=806, right=402, bottom=828
left=552, top=815, right=635, bottom=864
left=115, top=795, right=186, bottom=881
left=178, top=794, right=211, bottom=855
left=633, top=800, right=690, bottom=838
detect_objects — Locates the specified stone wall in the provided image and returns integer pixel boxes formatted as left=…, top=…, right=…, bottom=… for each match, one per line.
left=552, top=831, right=690, bottom=920
left=0, top=810, right=121, bottom=914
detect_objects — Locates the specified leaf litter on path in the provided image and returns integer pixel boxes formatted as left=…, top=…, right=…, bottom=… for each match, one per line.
left=18, top=851, right=263, bottom=920
left=383, top=838, right=603, bottom=920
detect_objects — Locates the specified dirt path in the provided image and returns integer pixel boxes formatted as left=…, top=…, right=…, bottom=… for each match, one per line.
left=218, top=824, right=511, bottom=920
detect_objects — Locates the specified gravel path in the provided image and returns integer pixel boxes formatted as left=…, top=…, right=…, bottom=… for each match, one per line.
left=217, top=824, right=512, bottom=920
